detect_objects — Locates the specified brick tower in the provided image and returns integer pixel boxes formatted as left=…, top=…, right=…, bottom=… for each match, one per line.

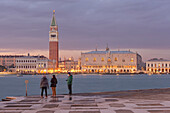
left=49, top=10, right=59, bottom=69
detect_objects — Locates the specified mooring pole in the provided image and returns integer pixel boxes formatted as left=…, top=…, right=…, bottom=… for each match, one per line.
left=25, top=80, right=29, bottom=96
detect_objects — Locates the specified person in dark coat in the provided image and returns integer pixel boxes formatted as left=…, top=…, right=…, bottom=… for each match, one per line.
left=50, top=75, right=58, bottom=97
left=66, top=72, right=73, bottom=95
left=40, top=75, right=49, bottom=98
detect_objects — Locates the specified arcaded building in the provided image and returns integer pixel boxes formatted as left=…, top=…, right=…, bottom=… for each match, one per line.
left=15, top=54, right=48, bottom=74
left=81, top=48, right=142, bottom=73
left=146, top=58, right=170, bottom=74
left=0, top=55, right=24, bottom=68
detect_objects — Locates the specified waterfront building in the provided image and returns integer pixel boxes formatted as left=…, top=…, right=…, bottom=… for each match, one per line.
left=81, top=48, right=142, bottom=73
left=49, top=10, right=59, bottom=70
left=37, top=58, right=49, bottom=74
left=59, top=57, right=81, bottom=73
left=15, top=54, right=48, bottom=74
left=146, top=58, right=170, bottom=74
left=0, top=55, right=24, bottom=72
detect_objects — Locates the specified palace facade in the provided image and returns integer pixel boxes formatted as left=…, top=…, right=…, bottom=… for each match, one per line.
left=146, top=58, right=170, bottom=74
left=0, top=55, right=24, bottom=68
left=81, top=48, right=142, bottom=73
left=15, top=54, right=48, bottom=74
left=58, top=57, right=81, bottom=73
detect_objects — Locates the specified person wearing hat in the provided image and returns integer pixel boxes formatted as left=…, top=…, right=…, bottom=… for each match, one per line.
left=40, top=75, right=49, bottom=98
left=66, top=72, right=73, bottom=95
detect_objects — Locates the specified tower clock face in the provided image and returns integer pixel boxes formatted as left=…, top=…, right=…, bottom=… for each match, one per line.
left=51, top=35, right=56, bottom=37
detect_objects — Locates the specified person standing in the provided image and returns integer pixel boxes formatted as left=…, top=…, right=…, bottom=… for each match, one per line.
left=40, top=75, right=49, bottom=98
left=66, top=72, right=73, bottom=95
left=50, top=75, right=58, bottom=97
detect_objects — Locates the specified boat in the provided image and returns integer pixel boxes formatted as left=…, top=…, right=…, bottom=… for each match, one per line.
left=17, top=73, right=23, bottom=77
left=0, top=72, right=17, bottom=75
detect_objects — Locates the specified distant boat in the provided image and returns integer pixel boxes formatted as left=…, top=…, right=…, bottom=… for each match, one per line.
left=0, top=72, right=17, bottom=75
left=17, top=73, right=23, bottom=77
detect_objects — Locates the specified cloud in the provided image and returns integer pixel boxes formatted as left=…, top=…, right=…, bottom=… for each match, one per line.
left=0, top=0, right=170, bottom=59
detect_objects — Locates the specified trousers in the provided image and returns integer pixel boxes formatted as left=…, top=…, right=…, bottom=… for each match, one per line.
left=41, top=87, right=47, bottom=97
left=51, top=87, right=56, bottom=96
left=68, top=84, right=72, bottom=95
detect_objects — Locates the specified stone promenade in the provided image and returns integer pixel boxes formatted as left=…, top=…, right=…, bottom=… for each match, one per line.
left=1, top=88, right=170, bottom=113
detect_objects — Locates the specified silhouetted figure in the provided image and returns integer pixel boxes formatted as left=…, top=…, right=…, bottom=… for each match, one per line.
left=40, top=75, right=49, bottom=98
left=50, top=75, right=58, bottom=97
left=66, top=72, right=73, bottom=95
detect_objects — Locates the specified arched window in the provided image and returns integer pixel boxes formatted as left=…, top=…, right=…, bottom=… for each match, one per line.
left=114, top=57, right=118, bottom=61
left=122, top=59, right=125, bottom=62
left=85, top=58, right=89, bottom=62
left=101, top=57, right=104, bottom=62
left=108, top=58, right=111, bottom=62
left=130, top=58, right=134, bottom=62
left=93, top=58, right=96, bottom=62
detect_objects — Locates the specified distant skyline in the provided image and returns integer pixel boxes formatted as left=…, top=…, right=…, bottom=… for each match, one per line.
left=0, top=0, right=170, bottom=61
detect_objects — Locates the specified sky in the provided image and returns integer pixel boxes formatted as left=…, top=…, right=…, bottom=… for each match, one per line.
left=0, top=0, right=170, bottom=61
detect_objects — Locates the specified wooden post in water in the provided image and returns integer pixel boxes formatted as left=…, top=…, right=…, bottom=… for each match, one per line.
left=25, top=80, right=29, bottom=96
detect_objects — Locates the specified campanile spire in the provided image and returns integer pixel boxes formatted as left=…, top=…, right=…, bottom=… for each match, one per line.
left=49, top=10, right=59, bottom=70
left=51, top=10, right=56, bottom=26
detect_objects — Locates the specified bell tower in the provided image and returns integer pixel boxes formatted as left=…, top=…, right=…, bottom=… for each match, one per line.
left=49, top=10, right=59, bottom=69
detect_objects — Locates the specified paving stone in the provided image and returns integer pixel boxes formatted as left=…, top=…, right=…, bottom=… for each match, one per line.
left=20, top=99, right=40, bottom=102
left=0, top=108, right=33, bottom=110
left=54, top=96, right=65, bottom=98
left=136, top=104, right=163, bottom=106
left=135, top=107, right=170, bottom=109
left=0, top=112, right=21, bottom=113
left=74, top=100, right=95, bottom=102
left=148, top=110, right=170, bottom=113
left=6, top=102, right=42, bottom=104
left=63, top=102, right=74, bottom=104
left=109, top=103, right=125, bottom=107
left=71, top=104, right=97, bottom=107
left=5, top=105, right=32, bottom=107
left=36, top=110, right=54, bottom=113
left=49, top=99, right=62, bottom=102
left=115, top=109, right=134, bottom=113
left=43, top=104, right=59, bottom=108
left=69, top=111, right=100, bottom=113
left=26, top=96, right=41, bottom=98
left=105, top=99, right=118, bottom=102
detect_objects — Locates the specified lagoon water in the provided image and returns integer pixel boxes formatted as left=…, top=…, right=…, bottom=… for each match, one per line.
left=1, top=74, right=170, bottom=100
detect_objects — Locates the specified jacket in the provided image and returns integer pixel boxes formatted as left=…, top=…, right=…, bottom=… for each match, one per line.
left=67, top=75, right=73, bottom=85
left=40, top=77, right=49, bottom=88
left=50, top=78, right=58, bottom=87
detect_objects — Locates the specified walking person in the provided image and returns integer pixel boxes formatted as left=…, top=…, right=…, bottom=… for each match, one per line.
left=50, top=75, right=58, bottom=97
left=40, top=75, right=49, bottom=98
left=66, top=72, right=73, bottom=95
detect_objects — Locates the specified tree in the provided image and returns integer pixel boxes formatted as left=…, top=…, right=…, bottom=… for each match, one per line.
left=0, top=65, right=7, bottom=72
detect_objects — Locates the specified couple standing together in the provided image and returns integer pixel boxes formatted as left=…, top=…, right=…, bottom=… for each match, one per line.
left=40, top=72, right=73, bottom=98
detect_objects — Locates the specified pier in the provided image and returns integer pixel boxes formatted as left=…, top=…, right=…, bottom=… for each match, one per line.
left=1, top=88, right=170, bottom=113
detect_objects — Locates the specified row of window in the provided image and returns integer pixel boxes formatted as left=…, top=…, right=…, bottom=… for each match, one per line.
left=148, top=68, right=170, bottom=72
left=147, top=63, right=170, bottom=68
left=16, top=60, right=36, bottom=63
left=83, top=69, right=136, bottom=73
left=82, top=65, right=136, bottom=68
left=38, top=64, right=46, bottom=68
left=16, top=65, right=36, bottom=69
left=85, top=57, right=134, bottom=62
left=0, top=60, right=14, bottom=62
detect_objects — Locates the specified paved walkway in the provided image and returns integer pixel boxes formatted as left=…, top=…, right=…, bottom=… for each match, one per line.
left=1, top=88, right=170, bottom=113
